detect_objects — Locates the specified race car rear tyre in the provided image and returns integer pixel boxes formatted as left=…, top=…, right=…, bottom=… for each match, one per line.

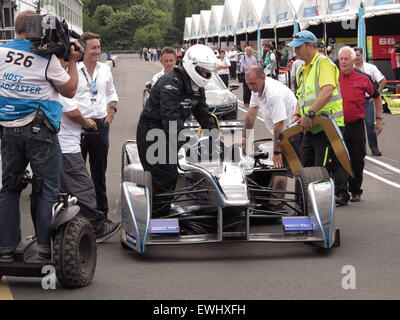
left=295, top=167, right=330, bottom=216
left=53, top=214, right=97, bottom=289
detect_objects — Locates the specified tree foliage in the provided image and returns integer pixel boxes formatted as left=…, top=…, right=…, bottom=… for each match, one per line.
left=83, top=0, right=225, bottom=50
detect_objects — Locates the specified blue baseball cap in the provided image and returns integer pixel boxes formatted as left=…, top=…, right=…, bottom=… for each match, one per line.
left=287, top=31, right=318, bottom=48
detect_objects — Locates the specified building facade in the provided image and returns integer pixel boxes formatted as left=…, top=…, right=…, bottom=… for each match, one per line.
left=0, top=0, right=83, bottom=42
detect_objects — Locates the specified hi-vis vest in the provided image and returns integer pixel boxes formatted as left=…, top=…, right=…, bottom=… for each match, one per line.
left=0, top=39, right=63, bottom=131
left=295, top=54, right=344, bottom=133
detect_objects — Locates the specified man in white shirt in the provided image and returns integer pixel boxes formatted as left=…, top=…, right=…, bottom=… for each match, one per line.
left=67, top=32, right=119, bottom=218
left=243, top=66, right=298, bottom=209
left=228, top=45, right=239, bottom=80
left=354, top=47, right=386, bottom=156
left=216, top=50, right=231, bottom=87
left=58, top=94, right=120, bottom=243
left=151, top=47, right=177, bottom=85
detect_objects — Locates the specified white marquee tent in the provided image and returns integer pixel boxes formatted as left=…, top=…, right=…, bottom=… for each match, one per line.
left=363, top=0, right=400, bottom=18
left=183, top=17, right=192, bottom=41
left=198, top=10, right=211, bottom=39
left=190, top=14, right=201, bottom=40
left=219, top=0, right=241, bottom=38
left=207, top=5, right=224, bottom=38
left=273, top=0, right=297, bottom=29
left=259, top=0, right=275, bottom=30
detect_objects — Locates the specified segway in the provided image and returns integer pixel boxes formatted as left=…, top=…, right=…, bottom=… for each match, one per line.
left=0, top=194, right=97, bottom=289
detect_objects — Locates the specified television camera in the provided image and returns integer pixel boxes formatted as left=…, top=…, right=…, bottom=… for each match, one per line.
left=25, top=0, right=84, bottom=61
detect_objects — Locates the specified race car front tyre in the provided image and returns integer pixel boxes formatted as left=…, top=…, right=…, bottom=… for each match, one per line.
left=295, top=167, right=330, bottom=216
left=53, top=214, right=97, bottom=289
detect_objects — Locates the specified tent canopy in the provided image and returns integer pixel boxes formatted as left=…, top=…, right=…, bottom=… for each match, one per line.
left=207, top=5, right=224, bottom=38
left=273, top=0, right=297, bottom=29
left=236, top=0, right=249, bottom=35
left=245, top=0, right=264, bottom=34
left=220, top=0, right=242, bottom=37
left=260, top=0, right=275, bottom=30
left=190, top=14, right=201, bottom=39
left=184, top=17, right=192, bottom=41
left=364, top=0, right=400, bottom=18
left=297, top=0, right=327, bottom=29
left=198, top=10, right=211, bottom=39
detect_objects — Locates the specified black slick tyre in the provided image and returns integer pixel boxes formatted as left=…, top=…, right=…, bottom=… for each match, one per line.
left=53, top=214, right=97, bottom=288
left=295, top=167, right=330, bottom=216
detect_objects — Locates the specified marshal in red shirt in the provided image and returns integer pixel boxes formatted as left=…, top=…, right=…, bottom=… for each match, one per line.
left=339, top=69, right=374, bottom=123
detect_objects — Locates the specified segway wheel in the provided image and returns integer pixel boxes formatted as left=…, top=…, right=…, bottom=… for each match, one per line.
left=53, top=214, right=97, bottom=288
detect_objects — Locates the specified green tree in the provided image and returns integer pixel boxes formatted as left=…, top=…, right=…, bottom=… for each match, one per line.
left=104, top=5, right=155, bottom=48
left=133, top=24, right=164, bottom=48
left=171, top=0, right=187, bottom=44
left=93, top=5, right=114, bottom=26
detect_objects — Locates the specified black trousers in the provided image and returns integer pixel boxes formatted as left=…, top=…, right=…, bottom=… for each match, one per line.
left=344, top=119, right=366, bottom=196
left=229, top=61, right=237, bottom=79
left=81, top=119, right=110, bottom=216
left=219, top=74, right=229, bottom=88
left=243, top=81, right=252, bottom=105
left=301, top=129, right=348, bottom=196
left=136, top=119, right=178, bottom=217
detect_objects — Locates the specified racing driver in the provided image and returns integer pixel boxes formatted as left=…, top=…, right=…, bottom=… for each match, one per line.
left=136, top=44, right=219, bottom=217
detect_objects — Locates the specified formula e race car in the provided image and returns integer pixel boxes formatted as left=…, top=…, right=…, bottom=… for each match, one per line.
left=119, top=119, right=345, bottom=254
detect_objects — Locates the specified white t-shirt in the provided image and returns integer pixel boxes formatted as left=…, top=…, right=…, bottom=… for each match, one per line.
left=358, top=62, right=385, bottom=84
left=228, top=50, right=238, bottom=62
left=58, top=95, right=82, bottom=154
left=249, top=77, right=297, bottom=134
left=216, top=57, right=231, bottom=76
left=0, top=54, right=70, bottom=128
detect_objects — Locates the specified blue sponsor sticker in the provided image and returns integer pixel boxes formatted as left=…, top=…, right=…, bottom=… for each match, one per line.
left=282, top=217, right=313, bottom=232
left=126, top=232, right=137, bottom=247
left=150, top=219, right=180, bottom=234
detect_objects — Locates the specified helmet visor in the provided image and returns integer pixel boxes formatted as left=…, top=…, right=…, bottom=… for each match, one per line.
left=195, top=66, right=212, bottom=79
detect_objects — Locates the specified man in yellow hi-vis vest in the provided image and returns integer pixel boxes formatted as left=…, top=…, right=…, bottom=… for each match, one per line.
left=288, top=31, right=349, bottom=206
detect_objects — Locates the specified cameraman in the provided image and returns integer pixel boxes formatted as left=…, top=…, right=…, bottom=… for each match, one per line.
left=0, top=10, right=82, bottom=261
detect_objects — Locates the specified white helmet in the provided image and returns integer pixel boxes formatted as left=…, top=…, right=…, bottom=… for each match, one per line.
left=182, top=44, right=218, bottom=87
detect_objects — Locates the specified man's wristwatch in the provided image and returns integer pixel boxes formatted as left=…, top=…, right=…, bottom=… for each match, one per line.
left=109, top=106, right=117, bottom=113
left=305, top=110, right=315, bottom=120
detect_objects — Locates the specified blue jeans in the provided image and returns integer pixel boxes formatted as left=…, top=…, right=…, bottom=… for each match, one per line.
left=0, top=125, right=61, bottom=254
left=364, top=99, right=378, bottom=151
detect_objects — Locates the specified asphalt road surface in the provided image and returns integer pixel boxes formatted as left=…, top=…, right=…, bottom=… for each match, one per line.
left=1, top=54, right=400, bottom=300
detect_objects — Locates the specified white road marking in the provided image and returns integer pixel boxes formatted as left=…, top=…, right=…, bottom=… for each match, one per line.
left=364, top=169, right=400, bottom=189
left=365, top=156, right=400, bottom=175
left=236, top=95, right=400, bottom=190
